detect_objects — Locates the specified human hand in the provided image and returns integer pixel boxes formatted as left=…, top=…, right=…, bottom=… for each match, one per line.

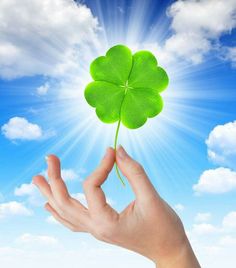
left=33, top=146, right=200, bottom=268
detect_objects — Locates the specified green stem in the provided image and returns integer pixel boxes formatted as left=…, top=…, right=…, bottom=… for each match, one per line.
left=114, top=119, right=125, bottom=187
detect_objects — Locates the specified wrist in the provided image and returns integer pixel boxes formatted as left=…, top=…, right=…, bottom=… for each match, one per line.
left=154, top=236, right=201, bottom=268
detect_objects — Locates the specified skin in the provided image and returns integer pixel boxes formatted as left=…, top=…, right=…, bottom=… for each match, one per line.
left=33, top=145, right=201, bottom=268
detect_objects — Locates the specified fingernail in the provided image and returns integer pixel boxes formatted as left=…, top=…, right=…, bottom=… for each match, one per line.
left=45, top=155, right=49, bottom=162
left=117, top=145, right=127, bottom=159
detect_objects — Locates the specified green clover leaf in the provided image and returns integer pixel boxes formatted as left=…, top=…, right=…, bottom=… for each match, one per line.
left=84, top=44, right=169, bottom=186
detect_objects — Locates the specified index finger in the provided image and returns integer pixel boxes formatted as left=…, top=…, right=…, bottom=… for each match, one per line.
left=46, top=155, right=87, bottom=212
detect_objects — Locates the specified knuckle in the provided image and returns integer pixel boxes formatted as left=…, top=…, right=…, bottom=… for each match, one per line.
left=93, top=168, right=107, bottom=180
left=96, top=227, right=109, bottom=240
left=99, top=165, right=110, bottom=175
left=93, top=222, right=116, bottom=241
left=82, top=178, right=92, bottom=190
left=57, top=207, right=66, bottom=218
left=56, top=199, right=70, bottom=216
left=48, top=171, right=61, bottom=180
left=96, top=169, right=106, bottom=177
left=131, top=161, right=145, bottom=175
left=56, top=197, right=67, bottom=208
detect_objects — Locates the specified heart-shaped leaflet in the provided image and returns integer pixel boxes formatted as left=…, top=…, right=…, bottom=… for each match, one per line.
left=85, top=45, right=169, bottom=186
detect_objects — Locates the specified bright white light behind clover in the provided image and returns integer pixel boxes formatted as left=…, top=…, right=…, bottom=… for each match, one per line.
left=3, top=0, right=235, bottom=191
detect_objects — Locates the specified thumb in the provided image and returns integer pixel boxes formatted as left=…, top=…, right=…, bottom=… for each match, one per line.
left=116, top=145, right=159, bottom=202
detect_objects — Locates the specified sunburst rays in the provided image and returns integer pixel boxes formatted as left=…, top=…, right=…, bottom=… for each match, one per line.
left=3, top=0, right=233, bottom=195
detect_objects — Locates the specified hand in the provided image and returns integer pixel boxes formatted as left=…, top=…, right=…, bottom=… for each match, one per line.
left=33, top=146, right=200, bottom=268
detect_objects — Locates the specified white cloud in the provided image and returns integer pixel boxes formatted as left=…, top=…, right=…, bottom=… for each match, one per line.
left=190, top=211, right=236, bottom=237
left=192, top=223, right=220, bottom=235
left=186, top=238, right=236, bottom=268
left=46, top=216, right=59, bottom=225
left=206, top=121, right=236, bottom=168
left=193, top=167, right=236, bottom=194
left=36, top=83, right=50, bottom=95
left=0, top=0, right=99, bottom=79
left=188, top=210, right=236, bottom=267
left=194, top=212, right=212, bottom=223
left=174, top=203, right=185, bottom=212
left=61, top=169, right=81, bottom=181
left=1, top=117, right=43, bottom=141
left=14, top=183, right=36, bottom=196
left=41, top=168, right=81, bottom=182
left=168, top=0, right=236, bottom=37
left=1, top=117, right=55, bottom=141
left=193, top=120, right=236, bottom=195
left=15, top=233, right=59, bottom=247
left=0, top=242, right=152, bottom=268
left=14, top=183, right=44, bottom=206
left=2, top=208, right=236, bottom=268
left=219, top=235, right=236, bottom=246
left=224, top=46, right=236, bottom=67
left=0, top=201, right=32, bottom=218
left=163, top=0, right=236, bottom=64
left=222, top=211, right=236, bottom=230
left=164, top=32, right=211, bottom=64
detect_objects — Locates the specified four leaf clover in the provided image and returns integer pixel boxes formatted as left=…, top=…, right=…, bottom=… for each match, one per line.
left=84, top=45, right=169, bottom=186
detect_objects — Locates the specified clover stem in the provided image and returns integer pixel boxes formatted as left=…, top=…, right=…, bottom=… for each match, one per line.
left=114, top=119, right=125, bottom=187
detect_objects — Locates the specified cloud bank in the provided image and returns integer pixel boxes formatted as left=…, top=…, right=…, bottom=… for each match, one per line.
left=193, top=167, right=236, bottom=194
left=1, top=117, right=55, bottom=141
left=1, top=117, right=43, bottom=141
left=164, top=0, right=236, bottom=65
left=194, top=120, right=236, bottom=194
left=206, top=120, right=236, bottom=168
left=0, top=201, right=32, bottom=218
left=0, top=0, right=98, bottom=79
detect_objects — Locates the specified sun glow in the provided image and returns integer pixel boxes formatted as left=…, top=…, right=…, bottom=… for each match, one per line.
left=3, top=0, right=233, bottom=192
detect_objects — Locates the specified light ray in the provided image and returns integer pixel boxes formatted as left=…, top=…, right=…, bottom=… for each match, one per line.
left=1, top=0, right=235, bottom=197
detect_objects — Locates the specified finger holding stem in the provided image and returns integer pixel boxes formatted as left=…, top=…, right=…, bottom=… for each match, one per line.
left=114, top=119, right=125, bottom=187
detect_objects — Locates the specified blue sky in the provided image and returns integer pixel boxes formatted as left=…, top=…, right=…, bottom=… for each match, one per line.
left=0, top=0, right=236, bottom=267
